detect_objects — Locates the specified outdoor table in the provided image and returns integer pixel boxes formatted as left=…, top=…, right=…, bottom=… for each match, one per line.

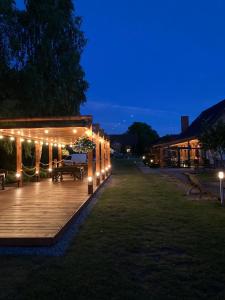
left=52, top=165, right=86, bottom=182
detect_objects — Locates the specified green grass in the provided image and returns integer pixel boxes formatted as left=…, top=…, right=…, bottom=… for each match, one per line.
left=2, top=160, right=225, bottom=299
left=196, top=171, right=217, bottom=183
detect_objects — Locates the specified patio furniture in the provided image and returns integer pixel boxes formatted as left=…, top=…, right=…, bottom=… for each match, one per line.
left=52, top=165, right=86, bottom=182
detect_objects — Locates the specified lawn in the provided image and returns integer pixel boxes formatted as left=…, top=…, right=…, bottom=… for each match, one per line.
left=1, top=160, right=225, bottom=299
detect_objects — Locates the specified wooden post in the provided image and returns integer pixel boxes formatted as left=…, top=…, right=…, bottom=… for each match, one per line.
left=95, top=133, right=101, bottom=186
left=101, top=138, right=105, bottom=180
left=49, top=143, right=53, bottom=176
left=35, top=142, right=41, bottom=181
left=160, top=147, right=164, bottom=168
left=16, top=137, right=22, bottom=187
left=58, top=145, right=62, bottom=167
left=108, top=141, right=111, bottom=174
left=177, top=148, right=181, bottom=168
left=88, top=150, right=93, bottom=194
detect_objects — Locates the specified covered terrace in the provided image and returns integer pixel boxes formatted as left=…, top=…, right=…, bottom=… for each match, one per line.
left=0, top=116, right=111, bottom=246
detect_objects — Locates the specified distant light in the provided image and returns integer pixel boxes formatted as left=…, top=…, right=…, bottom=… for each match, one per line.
left=44, top=130, right=49, bottom=134
left=218, top=171, right=224, bottom=180
left=73, top=129, right=77, bottom=134
left=16, top=173, right=21, bottom=178
left=20, top=138, right=24, bottom=142
left=45, top=142, right=49, bottom=146
left=35, top=170, right=39, bottom=175
left=96, top=172, right=100, bottom=177
left=142, top=156, right=146, bottom=160
left=48, top=168, right=52, bottom=172
left=27, top=139, right=31, bottom=143
left=10, top=137, right=15, bottom=141
left=0, top=135, right=4, bottom=139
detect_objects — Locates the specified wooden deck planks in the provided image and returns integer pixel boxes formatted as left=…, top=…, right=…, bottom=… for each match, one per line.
left=0, top=177, right=97, bottom=246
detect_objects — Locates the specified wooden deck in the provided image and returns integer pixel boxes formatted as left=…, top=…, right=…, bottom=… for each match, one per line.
left=0, top=177, right=98, bottom=246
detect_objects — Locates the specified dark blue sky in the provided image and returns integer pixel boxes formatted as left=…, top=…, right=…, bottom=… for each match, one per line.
left=16, top=0, right=225, bottom=136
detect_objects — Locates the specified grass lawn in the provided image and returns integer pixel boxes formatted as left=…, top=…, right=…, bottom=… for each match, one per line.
left=195, top=171, right=218, bottom=183
left=1, top=160, right=225, bottom=299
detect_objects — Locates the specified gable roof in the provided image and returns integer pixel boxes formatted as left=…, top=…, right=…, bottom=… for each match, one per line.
left=179, top=99, right=225, bottom=139
left=154, top=99, right=225, bottom=147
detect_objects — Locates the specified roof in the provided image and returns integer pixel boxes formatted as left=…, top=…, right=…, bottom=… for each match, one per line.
left=179, top=99, right=225, bottom=139
left=0, top=116, right=97, bottom=145
left=154, top=99, right=225, bottom=147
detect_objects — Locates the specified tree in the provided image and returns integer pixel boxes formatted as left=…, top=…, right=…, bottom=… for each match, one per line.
left=0, top=0, right=88, bottom=117
left=127, top=122, right=159, bottom=155
left=200, top=120, right=225, bottom=167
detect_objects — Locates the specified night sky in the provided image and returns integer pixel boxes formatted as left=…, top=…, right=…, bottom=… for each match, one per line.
left=16, top=0, right=225, bottom=136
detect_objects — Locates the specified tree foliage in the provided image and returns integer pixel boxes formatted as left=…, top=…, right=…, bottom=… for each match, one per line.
left=127, top=122, right=159, bottom=154
left=200, top=120, right=225, bottom=163
left=0, top=0, right=88, bottom=117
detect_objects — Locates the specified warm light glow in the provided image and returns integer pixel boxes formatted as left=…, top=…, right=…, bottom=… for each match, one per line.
left=150, top=159, right=154, bottom=163
left=70, top=144, right=73, bottom=148
left=35, top=141, right=38, bottom=144
left=96, top=172, right=100, bottom=177
left=44, top=130, right=49, bottom=134
left=73, top=129, right=77, bottom=134
left=48, top=168, right=52, bottom=172
left=51, top=143, right=53, bottom=146
left=40, top=141, right=44, bottom=145
left=16, top=173, right=21, bottom=178
left=218, top=171, right=224, bottom=180
left=45, top=142, right=49, bottom=146
left=62, top=144, right=65, bottom=148
left=101, top=169, right=105, bottom=174
left=88, top=176, right=93, bottom=183
left=10, top=137, right=15, bottom=141
left=109, top=164, right=111, bottom=169
left=35, top=171, right=39, bottom=175
left=17, top=130, right=21, bottom=134
left=142, top=156, right=146, bottom=160
left=54, top=143, right=57, bottom=147
left=86, top=130, right=92, bottom=137
left=20, top=138, right=24, bottom=142
left=0, top=135, right=4, bottom=139
left=27, top=139, right=31, bottom=143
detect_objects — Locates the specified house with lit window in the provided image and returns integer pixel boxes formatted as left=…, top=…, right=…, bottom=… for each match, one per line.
left=152, top=99, right=225, bottom=168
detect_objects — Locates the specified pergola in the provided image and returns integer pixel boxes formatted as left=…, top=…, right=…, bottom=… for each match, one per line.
left=0, top=116, right=111, bottom=194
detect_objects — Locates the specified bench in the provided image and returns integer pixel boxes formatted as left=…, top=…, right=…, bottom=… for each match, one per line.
left=184, top=173, right=205, bottom=197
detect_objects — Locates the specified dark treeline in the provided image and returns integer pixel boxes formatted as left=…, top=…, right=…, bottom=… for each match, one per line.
left=0, top=0, right=88, bottom=117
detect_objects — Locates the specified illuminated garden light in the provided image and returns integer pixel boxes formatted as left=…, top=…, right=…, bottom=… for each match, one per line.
left=218, top=171, right=225, bottom=206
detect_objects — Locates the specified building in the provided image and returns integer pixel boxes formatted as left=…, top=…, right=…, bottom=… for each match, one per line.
left=152, top=99, right=225, bottom=168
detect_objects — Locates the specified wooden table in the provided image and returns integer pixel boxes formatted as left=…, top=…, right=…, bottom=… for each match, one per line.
left=52, top=165, right=87, bottom=182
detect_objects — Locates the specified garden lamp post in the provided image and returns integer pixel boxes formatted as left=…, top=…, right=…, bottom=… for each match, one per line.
left=218, top=171, right=224, bottom=206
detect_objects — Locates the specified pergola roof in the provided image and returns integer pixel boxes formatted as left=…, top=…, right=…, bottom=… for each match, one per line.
left=0, top=116, right=100, bottom=145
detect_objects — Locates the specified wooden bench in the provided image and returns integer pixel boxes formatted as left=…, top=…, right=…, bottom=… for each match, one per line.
left=184, top=173, right=205, bottom=197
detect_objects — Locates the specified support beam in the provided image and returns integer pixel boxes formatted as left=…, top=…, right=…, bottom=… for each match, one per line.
left=49, top=143, right=53, bottom=173
left=35, top=142, right=41, bottom=181
left=159, top=147, right=164, bottom=168
left=16, top=137, right=22, bottom=187
left=95, top=132, right=101, bottom=186
left=88, top=150, right=93, bottom=194
left=101, top=138, right=105, bottom=180
left=58, top=145, right=62, bottom=167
